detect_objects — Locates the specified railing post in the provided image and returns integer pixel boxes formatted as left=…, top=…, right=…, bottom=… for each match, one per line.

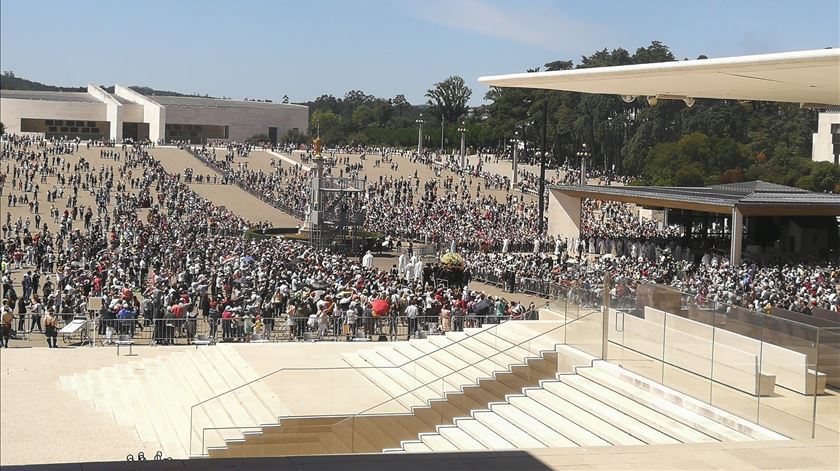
left=188, top=406, right=193, bottom=456
left=602, top=272, right=611, bottom=361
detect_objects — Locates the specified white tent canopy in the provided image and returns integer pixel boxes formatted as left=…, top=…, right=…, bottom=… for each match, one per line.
left=478, top=49, right=840, bottom=106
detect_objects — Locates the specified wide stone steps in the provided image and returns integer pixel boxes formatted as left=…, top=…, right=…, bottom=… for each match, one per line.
left=577, top=365, right=756, bottom=442
left=393, top=359, right=786, bottom=453
left=59, top=345, right=289, bottom=459
left=339, top=320, right=566, bottom=412
left=214, top=323, right=581, bottom=457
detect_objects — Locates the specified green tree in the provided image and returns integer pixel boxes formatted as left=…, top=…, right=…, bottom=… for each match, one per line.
left=392, top=94, right=410, bottom=117
left=426, top=75, right=472, bottom=124
left=281, top=128, right=308, bottom=145
left=805, top=162, right=840, bottom=192
left=674, top=164, right=705, bottom=186
left=351, top=105, right=375, bottom=129
left=309, top=94, right=342, bottom=115
left=310, top=109, right=342, bottom=144
left=245, top=133, right=270, bottom=145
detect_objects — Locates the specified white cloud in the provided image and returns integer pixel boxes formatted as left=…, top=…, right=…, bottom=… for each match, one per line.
left=402, top=0, right=600, bottom=53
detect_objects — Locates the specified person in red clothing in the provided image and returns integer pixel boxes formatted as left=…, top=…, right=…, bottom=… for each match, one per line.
left=221, top=306, right=234, bottom=340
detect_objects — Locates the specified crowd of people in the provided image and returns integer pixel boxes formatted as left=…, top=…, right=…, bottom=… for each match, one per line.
left=1, top=136, right=542, bottom=348
left=1, top=134, right=838, bottom=350
left=185, top=145, right=310, bottom=219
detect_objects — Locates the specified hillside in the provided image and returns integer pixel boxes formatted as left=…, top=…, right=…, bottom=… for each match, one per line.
left=0, top=72, right=85, bottom=92
left=0, top=71, right=213, bottom=98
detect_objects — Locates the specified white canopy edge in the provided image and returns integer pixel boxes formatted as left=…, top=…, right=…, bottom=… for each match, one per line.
left=478, top=49, right=840, bottom=105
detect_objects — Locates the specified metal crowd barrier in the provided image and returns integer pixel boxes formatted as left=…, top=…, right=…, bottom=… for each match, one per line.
left=0, top=310, right=541, bottom=348
left=1, top=312, right=92, bottom=346
left=471, top=270, right=559, bottom=299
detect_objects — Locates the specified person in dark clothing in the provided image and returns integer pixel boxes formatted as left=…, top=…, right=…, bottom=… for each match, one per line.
left=44, top=310, right=58, bottom=348
left=1, top=302, right=13, bottom=347
left=208, top=302, right=220, bottom=340
left=17, top=297, right=27, bottom=332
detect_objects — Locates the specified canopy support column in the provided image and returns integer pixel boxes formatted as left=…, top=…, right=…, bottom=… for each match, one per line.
left=730, top=207, right=744, bottom=264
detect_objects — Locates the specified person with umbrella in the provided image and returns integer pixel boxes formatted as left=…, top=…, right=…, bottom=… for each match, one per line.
left=370, top=298, right=389, bottom=338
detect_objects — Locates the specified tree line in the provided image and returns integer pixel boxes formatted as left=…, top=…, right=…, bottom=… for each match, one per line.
left=3, top=39, right=838, bottom=192
left=285, top=41, right=838, bottom=192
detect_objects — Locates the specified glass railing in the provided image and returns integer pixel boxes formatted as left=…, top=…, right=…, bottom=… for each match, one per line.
left=190, top=280, right=837, bottom=456
left=607, top=283, right=839, bottom=441
left=188, top=285, right=608, bottom=456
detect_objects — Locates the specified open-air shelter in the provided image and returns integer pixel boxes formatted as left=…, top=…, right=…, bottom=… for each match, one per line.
left=548, top=181, right=840, bottom=263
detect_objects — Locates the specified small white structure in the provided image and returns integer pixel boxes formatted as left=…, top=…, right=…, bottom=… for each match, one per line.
left=811, top=106, right=840, bottom=165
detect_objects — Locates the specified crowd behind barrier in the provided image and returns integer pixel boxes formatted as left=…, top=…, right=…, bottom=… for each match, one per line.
left=0, top=308, right=540, bottom=348
left=2, top=134, right=837, bottom=362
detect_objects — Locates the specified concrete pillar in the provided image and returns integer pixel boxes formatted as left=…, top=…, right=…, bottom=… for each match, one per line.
left=460, top=132, right=466, bottom=168
left=730, top=207, right=744, bottom=264
left=87, top=84, right=123, bottom=141
left=512, top=143, right=518, bottom=184
left=547, top=189, right=581, bottom=240
left=113, top=84, right=165, bottom=143
left=580, top=158, right=586, bottom=185
left=417, top=124, right=423, bottom=154
left=108, top=106, right=123, bottom=141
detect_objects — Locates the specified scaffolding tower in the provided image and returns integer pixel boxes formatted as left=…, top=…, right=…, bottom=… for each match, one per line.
left=307, top=156, right=367, bottom=252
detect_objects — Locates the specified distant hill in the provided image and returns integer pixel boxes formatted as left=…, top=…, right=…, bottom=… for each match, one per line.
left=0, top=72, right=85, bottom=92
left=0, top=71, right=214, bottom=98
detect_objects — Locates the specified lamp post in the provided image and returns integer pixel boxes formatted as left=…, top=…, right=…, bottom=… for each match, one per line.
left=457, top=121, right=468, bottom=168
left=537, top=100, right=548, bottom=234
left=415, top=114, right=424, bottom=154
left=511, top=131, right=519, bottom=185
left=519, top=120, right=532, bottom=164
left=440, top=117, right=445, bottom=154
left=576, top=143, right=590, bottom=185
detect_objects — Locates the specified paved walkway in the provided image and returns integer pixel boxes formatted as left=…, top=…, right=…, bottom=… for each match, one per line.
left=4, top=439, right=838, bottom=470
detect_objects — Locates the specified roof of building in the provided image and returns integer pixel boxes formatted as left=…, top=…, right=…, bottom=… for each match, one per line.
left=0, top=89, right=101, bottom=103
left=550, top=181, right=840, bottom=216
left=148, top=95, right=307, bottom=110
left=479, top=49, right=840, bottom=106
left=0, top=87, right=307, bottom=110
left=112, top=94, right=134, bottom=105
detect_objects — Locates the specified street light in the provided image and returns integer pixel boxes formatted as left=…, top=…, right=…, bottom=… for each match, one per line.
left=440, top=117, right=445, bottom=153
left=457, top=121, right=468, bottom=168
left=576, top=143, right=591, bottom=185
left=415, top=114, right=424, bottom=154
left=511, top=131, right=520, bottom=185
left=519, top=120, right=533, bottom=164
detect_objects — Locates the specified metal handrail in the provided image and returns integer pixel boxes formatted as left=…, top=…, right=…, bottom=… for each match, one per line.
left=188, top=298, right=564, bottom=453
left=196, top=302, right=591, bottom=455
left=192, top=294, right=598, bottom=454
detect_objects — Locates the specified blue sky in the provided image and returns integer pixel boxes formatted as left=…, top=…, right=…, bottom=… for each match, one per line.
left=1, top=0, right=838, bottom=105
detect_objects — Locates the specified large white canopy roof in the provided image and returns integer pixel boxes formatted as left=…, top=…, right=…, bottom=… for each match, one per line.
left=478, top=49, right=840, bottom=105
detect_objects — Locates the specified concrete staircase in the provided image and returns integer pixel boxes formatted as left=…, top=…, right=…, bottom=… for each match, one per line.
left=59, top=344, right=289, bottom=459
left=387, top=360, right=788, bottom=453
left=207, top=318, right=591, bottom=458
left=338, top=320, right=571, bottom=409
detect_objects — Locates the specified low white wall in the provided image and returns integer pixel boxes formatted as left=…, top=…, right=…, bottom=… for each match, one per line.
left=547, top=189, right=581, bottom=240
left=0, top=98, right=106, bottom=134
left=164, top=104, right=307, bottom=142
